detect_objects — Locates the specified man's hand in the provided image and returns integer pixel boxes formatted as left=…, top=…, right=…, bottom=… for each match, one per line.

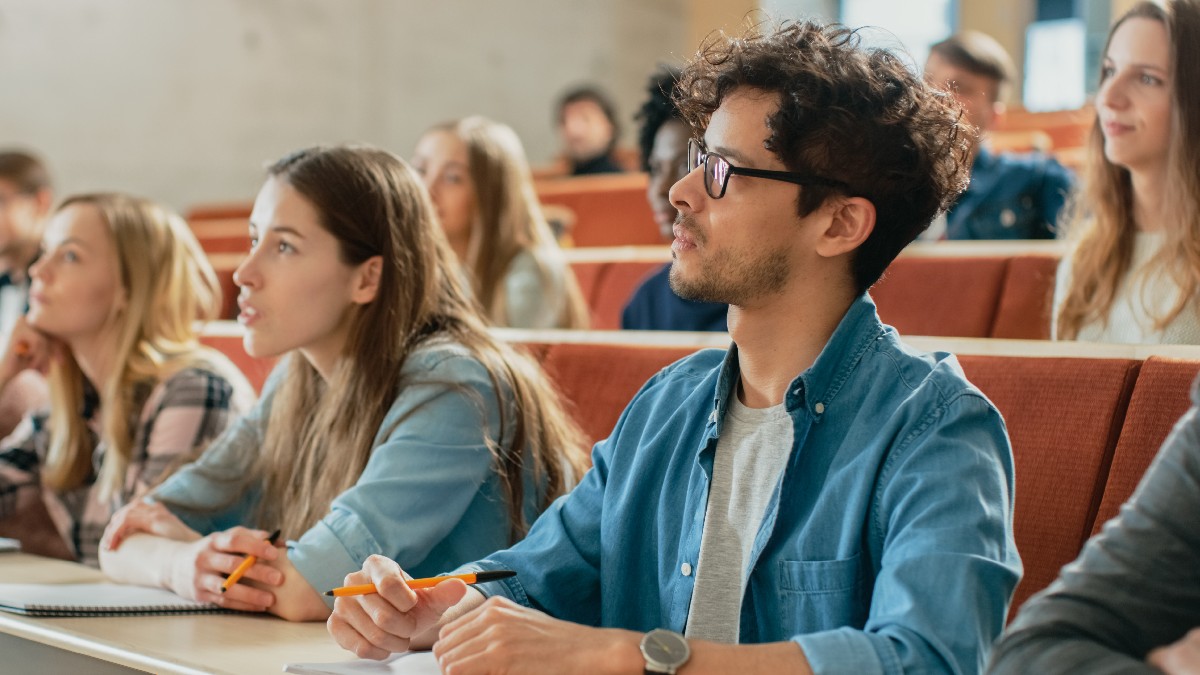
left=327, top=554, right=473, bottom=660
left=430, top=596, right=642, bottom=675
left=1149, top=628, right=1200, bottom=675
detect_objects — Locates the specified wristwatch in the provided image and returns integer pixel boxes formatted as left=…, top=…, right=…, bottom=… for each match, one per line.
left=640, top=628, right=690, bottom=674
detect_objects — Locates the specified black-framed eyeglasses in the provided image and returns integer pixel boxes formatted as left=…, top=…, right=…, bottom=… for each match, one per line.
left=687, top=138, right=848, bottom=199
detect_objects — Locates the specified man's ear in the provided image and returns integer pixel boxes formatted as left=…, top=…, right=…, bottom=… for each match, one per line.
left=32, top=188, right=54, bottom=218
left=350, top=255, right=383, bottom=305
left=815, top=197, right=875, bottom=258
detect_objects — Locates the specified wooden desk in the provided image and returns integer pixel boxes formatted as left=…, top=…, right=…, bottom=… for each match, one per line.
left=0, top=553, right=353, bottom=674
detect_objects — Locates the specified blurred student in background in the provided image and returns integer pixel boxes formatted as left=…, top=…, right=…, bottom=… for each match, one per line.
left=0, top=151, right=53, bottom=339
left=100, top=146, right=588, bottom=622
left=0, top=151, right=56, bottom=437
left=924, top=31, right=1074, bottom=240
left=413, top=117, right=589, bottom=329
left=0, top=193, right=253, bottom=565
left=1054, top=0, right=1200, bottom=344
left=621, top=67, right=728, bottom=332
left=557, top=86, right=625, bottom=176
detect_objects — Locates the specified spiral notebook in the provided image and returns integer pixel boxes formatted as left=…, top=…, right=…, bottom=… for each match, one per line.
left=0, top=583, right=226, bottom=617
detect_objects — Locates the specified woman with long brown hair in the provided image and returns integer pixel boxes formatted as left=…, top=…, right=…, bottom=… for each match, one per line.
left=1054, top=0, right=1200, bottom=343
left=413, top=116, right=589, bottom=329
left=0, top=193, right=253, bottom=564
left=99, top=146, right=588, bottom=621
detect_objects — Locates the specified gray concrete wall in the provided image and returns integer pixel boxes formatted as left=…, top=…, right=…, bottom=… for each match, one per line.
left=0, top=0, right=686, bottom=211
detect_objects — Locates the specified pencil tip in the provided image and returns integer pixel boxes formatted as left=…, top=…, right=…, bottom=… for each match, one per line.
left=323, top=591, right=334, bottom=596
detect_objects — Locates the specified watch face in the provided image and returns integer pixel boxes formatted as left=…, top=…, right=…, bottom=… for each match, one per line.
left=641, top=629, right=690, bottom=668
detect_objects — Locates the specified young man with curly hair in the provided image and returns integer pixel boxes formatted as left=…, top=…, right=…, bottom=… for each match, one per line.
left=327, top=21, right=1021, bottom=675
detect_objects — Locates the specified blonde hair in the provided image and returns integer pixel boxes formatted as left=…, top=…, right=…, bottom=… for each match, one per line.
left=1057, top=0, right=1200, bottom=339
left=42, top=194, right=225, bottom=501
left=432, top=117, right=589, bottom=329
left=240, top=146, right=587, bottom=541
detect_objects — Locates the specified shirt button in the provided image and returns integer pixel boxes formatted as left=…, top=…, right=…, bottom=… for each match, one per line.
left=815, top=402, right=825, bottom=414
left=681, top=562, right=693, bottom=577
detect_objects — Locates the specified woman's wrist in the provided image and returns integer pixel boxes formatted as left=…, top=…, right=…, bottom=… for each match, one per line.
left=164, top=537, right=202, bottom=596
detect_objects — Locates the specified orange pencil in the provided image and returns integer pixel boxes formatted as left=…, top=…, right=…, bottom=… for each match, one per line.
left=324, top=570, right=516, bottom=597
left=221, top=528, right=281, bottom=593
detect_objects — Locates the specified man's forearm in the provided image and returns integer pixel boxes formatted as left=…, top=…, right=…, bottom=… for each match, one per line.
left=682, top=640, right=812, bottom=675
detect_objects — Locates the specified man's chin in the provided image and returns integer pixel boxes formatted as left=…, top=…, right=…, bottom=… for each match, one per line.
left=668, top=268, right=722, bottom=304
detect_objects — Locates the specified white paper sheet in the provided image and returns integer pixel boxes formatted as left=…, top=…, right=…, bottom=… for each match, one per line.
left=284, top=651, right=440, bottom=674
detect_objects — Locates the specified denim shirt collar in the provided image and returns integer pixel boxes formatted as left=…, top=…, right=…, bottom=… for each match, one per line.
left=709, top=293, right=886, bottom=436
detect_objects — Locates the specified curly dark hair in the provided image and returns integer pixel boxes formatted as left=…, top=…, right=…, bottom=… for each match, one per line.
left=674, top=20, right=971, bottom=294
left=635, top=67, right=683, bottom=172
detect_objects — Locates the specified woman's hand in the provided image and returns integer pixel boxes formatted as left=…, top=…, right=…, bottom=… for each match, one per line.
left=0, top=317, right=61, bottom=388
left=102, top=500, right=201, bottom=551
left=167, top=526, right=284, bottom=612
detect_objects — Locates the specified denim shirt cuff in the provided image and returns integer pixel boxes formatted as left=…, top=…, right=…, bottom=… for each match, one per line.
left=289, top=515, right=376, bottom=610
left=449, top=559, right=532, bottom=608
left=793, top=628, right=890, bottom=675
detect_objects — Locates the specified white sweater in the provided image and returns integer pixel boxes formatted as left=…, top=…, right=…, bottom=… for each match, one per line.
left=1053, top=232, right=1200, bottom=344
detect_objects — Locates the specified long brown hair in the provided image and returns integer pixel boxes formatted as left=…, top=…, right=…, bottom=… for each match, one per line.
left=429, top=117, right=589, bottom=328
left=245, top=146, right=586, bottom=541
left=43, top=194, right=228, bottom=500
left=1057, top=0, right=1200, bottom=338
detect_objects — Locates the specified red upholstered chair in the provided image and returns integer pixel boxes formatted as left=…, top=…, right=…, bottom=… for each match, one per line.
left=569, top=261, right=607, bottom=326
left=589, top=261, right=664, bottom=330
left=1091, top=357, right=1200, bottom=535
left=188, top=215, right=252, bottom=255
left=536, top=174, right=660, bottom=247
left=872, top=257, right=1009, bottom=337
left=206, top=253, right=243, bottom=321
left=991, top=255, right=1060, bottom=339
left=958, top=355, right=1140, bottom=615
left=536, top=342, right=705, bottom=447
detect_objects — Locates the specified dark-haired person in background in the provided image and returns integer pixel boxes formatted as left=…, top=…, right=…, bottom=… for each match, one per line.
left=0, top=151, right=55, bottom=437
left=924, top=31, right=1074, bottom=240
left=0, top=151, right=53, bottom=339
left=328, top=20, right=1019, bottom=675
left=621, top=67, right=728, bottom=332
left=557, top=86, right=625, bottom=175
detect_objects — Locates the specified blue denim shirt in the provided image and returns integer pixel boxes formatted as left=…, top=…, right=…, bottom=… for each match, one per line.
left=946, top=148, right=1074, bottom=240
left=461, top=295, right=1021, bottom=674
left=152, top=340, right=547, bottom=606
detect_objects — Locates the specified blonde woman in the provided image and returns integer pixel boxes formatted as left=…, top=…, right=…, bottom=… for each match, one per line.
left=412, top=117, right=589, bottom=329
left=1054, top=0, right=1200, bottom=343
left=0, top=194, right=254, bottom=565
left=100, top=146, right=589, bottom=622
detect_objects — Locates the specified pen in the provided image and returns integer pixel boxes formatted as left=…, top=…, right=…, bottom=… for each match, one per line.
left=324, top=570, right=517, bottom=597
left=220, top=528, right=281, bottom=593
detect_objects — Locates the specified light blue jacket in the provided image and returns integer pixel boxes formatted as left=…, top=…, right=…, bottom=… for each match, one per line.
left=153, top=340, right=546, bottom=604
left=461, top=295, right=1021, bottom=674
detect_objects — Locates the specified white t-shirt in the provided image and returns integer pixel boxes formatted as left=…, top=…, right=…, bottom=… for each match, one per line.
left=684, top=394, right=794, bottom=643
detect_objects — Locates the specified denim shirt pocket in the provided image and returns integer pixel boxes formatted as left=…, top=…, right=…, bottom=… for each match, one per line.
left=778, top=552, right=868, bottom=634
